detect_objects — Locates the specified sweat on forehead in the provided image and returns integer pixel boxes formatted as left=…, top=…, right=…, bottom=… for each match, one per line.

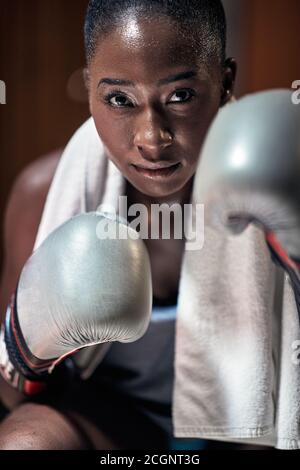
left=84, top=0, right=227, bottom=66
left=90, top=18, right=211, bottom=77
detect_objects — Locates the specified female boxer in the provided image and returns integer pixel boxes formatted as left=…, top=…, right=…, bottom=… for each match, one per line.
left=0, top=0, right=236, bottom=449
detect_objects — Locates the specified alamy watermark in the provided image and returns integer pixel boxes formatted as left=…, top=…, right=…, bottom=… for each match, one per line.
left=0, top=80, right=6, bottom=104
left=95, top=196, right=205, bottom=251
left=291, top=80, right=300, bottom=105
left=292, top=340, right=300, bottom=365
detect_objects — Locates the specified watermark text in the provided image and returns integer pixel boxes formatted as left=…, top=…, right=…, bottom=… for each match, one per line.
left=0, top=80, right=6, bottom=104
left=291, top=80, right=300, bottom=105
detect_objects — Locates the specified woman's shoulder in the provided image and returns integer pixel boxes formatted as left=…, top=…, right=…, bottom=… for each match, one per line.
left=14, top=149, right=62, bottom=199
left=0, top=149, right=63, bottom=317
left=3, top=149, right=63, bottom=260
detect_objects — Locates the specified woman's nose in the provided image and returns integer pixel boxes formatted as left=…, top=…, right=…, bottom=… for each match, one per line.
left=133, top=104, right=175, bottom=159
left=134, top=128, right=173, bottom=159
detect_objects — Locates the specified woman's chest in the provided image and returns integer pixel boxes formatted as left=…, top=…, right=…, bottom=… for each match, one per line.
left=144, top=238, right=185, bottom=305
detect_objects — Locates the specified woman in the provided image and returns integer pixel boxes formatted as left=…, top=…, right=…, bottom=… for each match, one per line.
left=0, top=0, right=236, bottom=449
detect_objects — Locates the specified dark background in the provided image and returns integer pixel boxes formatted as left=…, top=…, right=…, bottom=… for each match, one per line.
left=0, top=0, right=299, bottom=267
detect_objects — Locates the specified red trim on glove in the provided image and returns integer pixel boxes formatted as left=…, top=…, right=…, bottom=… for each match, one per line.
left=23, top=379, right=47, bottom=396
left=265, top=232, right=300, bottom=271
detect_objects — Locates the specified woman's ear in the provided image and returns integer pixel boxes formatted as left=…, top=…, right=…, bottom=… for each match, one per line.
left=220, top=58, right=237, bottom=106
left=83, top=67, right=93, bottom=114
left=83, top=67, right=90, bottom=92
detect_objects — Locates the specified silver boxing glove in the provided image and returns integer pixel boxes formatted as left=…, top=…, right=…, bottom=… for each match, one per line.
left=0, top=212, right=152, bottom=394
left=194, top=89, right=300, bottom=311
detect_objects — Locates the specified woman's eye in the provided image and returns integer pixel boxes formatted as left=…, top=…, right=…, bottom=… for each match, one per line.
left=105, top=93, right=133, bottom=108
left=169, top=89, right=195, bottom=104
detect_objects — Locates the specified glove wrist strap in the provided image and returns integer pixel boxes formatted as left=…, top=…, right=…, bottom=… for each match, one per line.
left=0, top=294, right=47, bottom=395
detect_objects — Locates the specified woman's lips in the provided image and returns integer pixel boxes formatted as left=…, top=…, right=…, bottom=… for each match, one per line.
left=132, top=162, right=182, bottom=180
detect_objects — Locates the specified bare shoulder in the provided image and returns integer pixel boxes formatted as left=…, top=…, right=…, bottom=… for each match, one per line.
left=0, top=149, right=62, bottom=317
left=4, top=148, right=63, bottom=252
left=11, top=149, right=62, bottom=205
left=5, top=151, right=60, bottom=244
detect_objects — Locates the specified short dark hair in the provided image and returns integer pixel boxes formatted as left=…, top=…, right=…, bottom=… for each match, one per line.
left=84, top=0, right=227, bottom=66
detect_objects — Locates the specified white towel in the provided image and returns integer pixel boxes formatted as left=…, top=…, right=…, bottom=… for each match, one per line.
left=174, top=220, right=300, bottom=449
left=33, top=116, right=300, bottom=450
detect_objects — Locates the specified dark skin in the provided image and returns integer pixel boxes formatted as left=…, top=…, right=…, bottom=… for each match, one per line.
left=0, top=15, right=236, bottom=449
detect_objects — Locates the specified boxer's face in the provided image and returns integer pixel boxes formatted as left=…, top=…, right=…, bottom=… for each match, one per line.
left=87, top=14, right=235, bottom=198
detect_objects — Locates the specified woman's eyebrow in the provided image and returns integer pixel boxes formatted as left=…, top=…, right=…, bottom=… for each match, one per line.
left=97, top=70, right=198, bottom=88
